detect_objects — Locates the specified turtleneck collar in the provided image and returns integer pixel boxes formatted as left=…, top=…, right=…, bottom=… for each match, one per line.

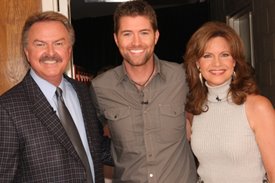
left=206, top=79, right=231, bottom=103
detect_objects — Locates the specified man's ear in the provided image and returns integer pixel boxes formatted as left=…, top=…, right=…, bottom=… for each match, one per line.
left=24, top=48, right=30, bottom=63
left=113, top=33, right=118, bottom=46
left=154, top=30, right=160, bottom=45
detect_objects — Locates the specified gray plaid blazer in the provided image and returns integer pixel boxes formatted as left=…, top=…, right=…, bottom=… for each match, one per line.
left=0, top=71, right=105, bottom=183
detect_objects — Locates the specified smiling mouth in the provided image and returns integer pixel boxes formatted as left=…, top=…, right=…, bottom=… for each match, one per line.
left=209, top=69, right=226, bottom=75
left=41, top=60, right=60, bottom=64
left=130, top=49, right=144, bottom=54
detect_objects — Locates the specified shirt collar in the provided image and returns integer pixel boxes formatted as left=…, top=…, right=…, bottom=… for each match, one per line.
left=154, top=55, right=166, bottom=80
left=30, top=69, right=65, bottom=100
left=117, top=54, right=166, bottom=84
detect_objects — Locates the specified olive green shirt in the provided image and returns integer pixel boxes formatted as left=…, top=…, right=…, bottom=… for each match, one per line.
left=92, top=56, right=197, bottom=183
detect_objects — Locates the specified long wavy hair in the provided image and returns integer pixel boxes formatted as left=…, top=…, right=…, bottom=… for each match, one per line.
left=184, top=21, right=259, bottom=115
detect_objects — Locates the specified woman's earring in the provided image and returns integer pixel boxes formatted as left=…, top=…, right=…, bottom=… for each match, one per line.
left=199, top=72, right=203, bottom=85
left=197, top=65, right=204, bottom=85
left=232, top=71, right=236, bottom=80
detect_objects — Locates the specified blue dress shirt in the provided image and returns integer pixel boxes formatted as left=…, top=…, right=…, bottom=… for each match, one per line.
left=30, top=69, right=95, bottom=182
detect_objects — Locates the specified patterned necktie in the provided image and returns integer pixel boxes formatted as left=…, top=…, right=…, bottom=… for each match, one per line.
left=56, top=87, right=93, bottom=183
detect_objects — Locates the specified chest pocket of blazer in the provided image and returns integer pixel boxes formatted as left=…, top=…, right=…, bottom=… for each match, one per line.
left=104, top=107, right=135, bottom=148
left=157, top=104, right=185, bottom=143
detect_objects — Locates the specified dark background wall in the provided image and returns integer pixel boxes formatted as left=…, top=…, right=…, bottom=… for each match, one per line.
left=72, top=1, right=210, bottom=75
left=209, top=0, right=275, bottom=106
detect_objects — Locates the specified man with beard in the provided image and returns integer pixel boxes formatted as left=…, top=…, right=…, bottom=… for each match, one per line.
left=0, top=11, right=108, bottom=182
left=92, top=0, right=197, bottom=182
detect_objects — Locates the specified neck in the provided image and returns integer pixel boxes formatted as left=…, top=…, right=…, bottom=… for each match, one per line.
left=206, top=79, right=231, bottom=102
left=125, top=62, right=155, bottom=88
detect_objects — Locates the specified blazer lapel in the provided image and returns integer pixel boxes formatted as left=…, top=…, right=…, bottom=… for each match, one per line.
left=67, top=76, right=97, bottom=157
left=23, top=73, right=82, bottom=162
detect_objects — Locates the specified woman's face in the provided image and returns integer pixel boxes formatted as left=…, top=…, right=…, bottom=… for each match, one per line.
left=196, top=36, right=236, bottom=86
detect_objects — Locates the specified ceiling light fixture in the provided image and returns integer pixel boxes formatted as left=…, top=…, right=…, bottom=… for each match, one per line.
left=84, top=0, right=129, bottom=2
left=105, top=0, right=129, bottom=2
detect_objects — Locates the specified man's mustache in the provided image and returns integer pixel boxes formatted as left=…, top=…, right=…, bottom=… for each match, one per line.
left=39, top=53, right=62, bottom=63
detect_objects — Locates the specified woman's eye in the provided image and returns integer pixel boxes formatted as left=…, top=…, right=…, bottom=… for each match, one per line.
left=221, top=53, right=230, bottom=57
left=202, top=54, right=211, bottom=59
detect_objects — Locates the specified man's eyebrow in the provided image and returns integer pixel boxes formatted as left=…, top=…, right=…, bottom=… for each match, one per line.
left=33, top=38, right=66, bottom=43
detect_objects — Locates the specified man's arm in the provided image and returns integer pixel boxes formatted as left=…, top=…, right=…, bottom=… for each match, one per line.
left=0, top=103, right=19, bottom=181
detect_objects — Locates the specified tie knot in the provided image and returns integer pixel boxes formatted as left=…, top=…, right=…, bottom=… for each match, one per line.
left=56, top=87, right=63, bottom=98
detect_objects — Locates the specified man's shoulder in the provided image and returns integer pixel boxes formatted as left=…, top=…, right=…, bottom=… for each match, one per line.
left=158, top=59, right=185, bottom=78
left=0, top=79, right=31, bottom=112
left=159, top=59, right=183, bottom=68
left=65, top=75, right=87, bottom=90
left=0, top=75, right=29, bottom=100
left=92, top=65, right=122, bottom=87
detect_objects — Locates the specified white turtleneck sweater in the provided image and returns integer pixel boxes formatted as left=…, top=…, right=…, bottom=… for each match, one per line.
left=191, top=80, right=266, bottom=183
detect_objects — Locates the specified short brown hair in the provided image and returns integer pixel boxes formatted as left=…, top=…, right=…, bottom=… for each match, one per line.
left=113, top=0, right=158, bottom=34
left=21, top=11, right=75, bottom=49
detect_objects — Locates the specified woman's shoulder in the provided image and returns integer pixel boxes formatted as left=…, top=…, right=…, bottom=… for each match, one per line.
left=246, top=95, right=274, bottom=110
left=245, top=94, right=275, bottom=129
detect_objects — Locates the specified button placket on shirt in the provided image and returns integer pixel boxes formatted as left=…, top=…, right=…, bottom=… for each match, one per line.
left=140, top=88, right=157, bottom=183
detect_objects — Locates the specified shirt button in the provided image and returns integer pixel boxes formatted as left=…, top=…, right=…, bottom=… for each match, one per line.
left=149, top=173, right=153, bottom=178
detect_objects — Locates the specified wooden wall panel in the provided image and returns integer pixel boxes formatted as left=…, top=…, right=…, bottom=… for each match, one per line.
left=0, top=0, right=41, bottom=95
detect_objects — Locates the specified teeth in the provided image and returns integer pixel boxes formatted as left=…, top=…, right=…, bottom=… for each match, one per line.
left=43, top=60, right=58, bottom=64
left=130, top=49, right=143, bottom=53
left=210, top=70, right=225, bottom=74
